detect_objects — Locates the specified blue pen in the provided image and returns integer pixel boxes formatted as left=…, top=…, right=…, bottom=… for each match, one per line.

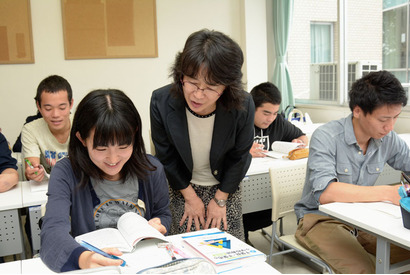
left=79, top=240, right=127, bottom=267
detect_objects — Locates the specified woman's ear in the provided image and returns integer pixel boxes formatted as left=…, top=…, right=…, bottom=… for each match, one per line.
left=76, top=131, right=87, bottom=147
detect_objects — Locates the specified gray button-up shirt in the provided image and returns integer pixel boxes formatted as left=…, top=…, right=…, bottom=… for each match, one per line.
left=295, top=114, right=410, bottom=221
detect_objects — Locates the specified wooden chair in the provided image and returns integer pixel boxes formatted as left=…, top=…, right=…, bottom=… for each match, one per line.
left=268, top=162, right=333, bottom=273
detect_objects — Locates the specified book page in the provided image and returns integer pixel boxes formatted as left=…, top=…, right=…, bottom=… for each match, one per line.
left=263, top=151, right=287, bottom=159
left=120, top=238, right=175, bottom=271
left=270, top=141, right=301, bottom=154
left=75, top=228, right=132, bottom=252
left=117, top=212, right=167, bottom=250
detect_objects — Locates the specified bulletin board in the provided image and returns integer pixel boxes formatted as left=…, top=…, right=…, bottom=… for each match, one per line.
left=61, top=0, right=158, bottom=60
left=0, top=0, right=34, bottom=64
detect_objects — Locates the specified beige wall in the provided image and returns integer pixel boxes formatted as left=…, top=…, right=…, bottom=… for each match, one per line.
left=2, top=0, right=407, bottom=152
left=0, top=0, right=270, bottom=153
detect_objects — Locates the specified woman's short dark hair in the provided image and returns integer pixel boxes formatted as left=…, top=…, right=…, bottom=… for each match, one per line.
left=170, top=29, right=245, bottom=110
left=349, top=70, right=407, bottom=114
left=250, top=82, right=282, bottom=108
left=69, top=89, right=155, bottom=188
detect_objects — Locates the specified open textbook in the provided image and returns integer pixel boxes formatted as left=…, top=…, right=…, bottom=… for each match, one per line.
left=74, top=212, right=167, bottom=252
left=264, top=141, right=304, bottom=159
left=181, top=229, right=266, bottom=270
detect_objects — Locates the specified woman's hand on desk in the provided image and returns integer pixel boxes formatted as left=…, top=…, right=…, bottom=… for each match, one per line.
left=79, top=248, right=123, bottom=269
left=180, top=186, right=205, bottom=232
left=250, top=142, right=267, bottom=158
left=205, top=199, right=228, bottom=231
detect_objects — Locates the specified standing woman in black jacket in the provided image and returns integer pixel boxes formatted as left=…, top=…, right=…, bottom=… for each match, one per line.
left=150, top=29, right=254, bottom=240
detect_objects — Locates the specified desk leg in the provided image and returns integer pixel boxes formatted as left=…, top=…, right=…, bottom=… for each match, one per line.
left=18, top=209, right=26, bottom=260
left=375, top=237, right=390, bottom=274
left=28, top=206, right=42, bottom=255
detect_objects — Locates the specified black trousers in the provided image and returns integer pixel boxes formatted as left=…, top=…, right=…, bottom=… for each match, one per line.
left=242, top=209, right=272, bottom=239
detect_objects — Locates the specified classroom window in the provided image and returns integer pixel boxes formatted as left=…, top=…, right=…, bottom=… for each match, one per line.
left=290, top=0, right=409, bottom=106
left=311, top=23, right=333, bottom=64
left=383, top=1, right=408, bottom=84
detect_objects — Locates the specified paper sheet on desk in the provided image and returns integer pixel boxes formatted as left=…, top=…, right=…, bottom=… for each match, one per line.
left=355, top=202, right=402, bottom=219
left=263, top=151, right=287, bottom=159
left=29, top=165, right=50, bottom=192
left=246, top=157, right=278, bottom=175
left=29, top=180, right=48, bottom=192
left=120, top=238, right=191, bottom=273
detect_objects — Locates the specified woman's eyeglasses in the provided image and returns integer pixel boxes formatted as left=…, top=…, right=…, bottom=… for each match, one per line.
left=181, top=80, right=222, bottom=97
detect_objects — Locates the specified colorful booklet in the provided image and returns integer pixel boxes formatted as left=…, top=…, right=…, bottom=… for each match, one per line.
left=74, top=212, right=167, bottom=253
left=181, top=229, right=266, bottom=269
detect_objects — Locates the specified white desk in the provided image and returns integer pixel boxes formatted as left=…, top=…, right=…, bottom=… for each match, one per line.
left=18, top=256, right=279, bottom=274
left=21, top=180, right=48, bottom=208
left=0, top=182, right=25, bottom=259
left=0, top=181, right=23, bottom=211
left=399, top=133, right=410, bottom=146
left=297, top=122, right=324, bottom=144
left=21, top=258, right=55, bottom=274
left=0, top=260, right=21, bottom=273
left=319, top=202, right=410, bottom=274
left=14, top=229, right=280, bottom=274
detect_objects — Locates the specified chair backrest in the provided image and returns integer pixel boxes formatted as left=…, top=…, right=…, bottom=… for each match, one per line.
left=270, top=161, right=307, bottom=222
left=11, top=152, right=24, bottom=181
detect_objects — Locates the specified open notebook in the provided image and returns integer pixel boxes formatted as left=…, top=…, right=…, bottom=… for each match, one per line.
left=263, top=141, right=304, bottom=159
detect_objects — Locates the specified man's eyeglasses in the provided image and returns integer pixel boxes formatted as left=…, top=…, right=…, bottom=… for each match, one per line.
left=181, top=80, right=222, bottom=97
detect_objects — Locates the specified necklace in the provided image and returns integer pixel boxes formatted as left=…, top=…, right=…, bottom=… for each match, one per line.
left=186, top=105, right=216, bottom=118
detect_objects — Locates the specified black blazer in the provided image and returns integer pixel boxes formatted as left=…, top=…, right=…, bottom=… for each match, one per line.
left=150, top=84, right=254, bottom=194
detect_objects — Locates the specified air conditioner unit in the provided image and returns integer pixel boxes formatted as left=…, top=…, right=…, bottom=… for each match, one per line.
left=348, top=60, right=382, bottom=90
left=310, top=62, right=338, bottom=101
left=311, top=61, right=381, bottom=100
left=356, top=60, right=382, bottom=77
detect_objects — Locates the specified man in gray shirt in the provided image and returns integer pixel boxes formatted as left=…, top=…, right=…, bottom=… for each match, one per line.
left=294, top=70, right=410, bottom=273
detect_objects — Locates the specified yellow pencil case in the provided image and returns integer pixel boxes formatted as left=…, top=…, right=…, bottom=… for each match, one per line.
left=287, top=148, right=309, bottom=160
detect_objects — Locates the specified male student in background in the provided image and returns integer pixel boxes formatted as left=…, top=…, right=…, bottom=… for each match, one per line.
left=243, top=82, right=308, bottom=243
left=294, top=70, right=410, bottom=273
left=0, top=132, right=18, bottom=193
left=22, top=75, right=73, bottom=182
left=249, top=82, right=307, bottom=158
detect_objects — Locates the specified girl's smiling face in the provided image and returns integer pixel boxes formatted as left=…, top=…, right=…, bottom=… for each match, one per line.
left=76, top=129, right=133, bottom=181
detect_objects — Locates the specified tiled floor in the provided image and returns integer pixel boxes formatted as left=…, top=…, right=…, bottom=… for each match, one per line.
left=247, top=212, right=321, bottom=274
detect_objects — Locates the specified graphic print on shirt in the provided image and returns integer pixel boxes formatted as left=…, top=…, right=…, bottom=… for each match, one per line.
left=94, top=196, right=146, bottom=229
left=254, top=129, right=271, bottom=151
left=44, top=150, right=67, bottom=168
